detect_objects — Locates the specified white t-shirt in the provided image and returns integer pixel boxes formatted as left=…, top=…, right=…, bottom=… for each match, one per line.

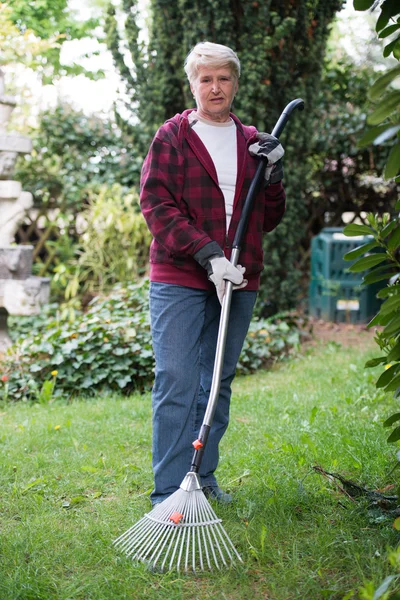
left=189, top=112, right=237, bottom=231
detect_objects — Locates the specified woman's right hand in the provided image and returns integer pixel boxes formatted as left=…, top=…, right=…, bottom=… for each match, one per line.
left=209, top=257, right=247, bottom=304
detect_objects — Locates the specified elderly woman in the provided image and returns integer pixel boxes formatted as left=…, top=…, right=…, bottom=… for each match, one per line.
left=140, top=41, right=285, bottom=506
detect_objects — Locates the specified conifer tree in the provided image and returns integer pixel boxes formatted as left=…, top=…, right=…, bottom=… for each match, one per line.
left=106, top=0, right=344, bottom=310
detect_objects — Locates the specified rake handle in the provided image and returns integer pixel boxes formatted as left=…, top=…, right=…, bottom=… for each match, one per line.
left=190, top=98, right=305, bottom=474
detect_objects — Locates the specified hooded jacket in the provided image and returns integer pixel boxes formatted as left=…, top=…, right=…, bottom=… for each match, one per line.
left=140, top=109, right=286, bottom=291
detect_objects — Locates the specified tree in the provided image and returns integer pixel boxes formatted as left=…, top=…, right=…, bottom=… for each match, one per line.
left=3, top=0, right=103, bottom=82
left=106, top=0, right=345, bottom=311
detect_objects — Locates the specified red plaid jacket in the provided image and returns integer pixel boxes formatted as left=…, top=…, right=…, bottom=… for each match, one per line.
left=140, top=109, right=286, bottom=291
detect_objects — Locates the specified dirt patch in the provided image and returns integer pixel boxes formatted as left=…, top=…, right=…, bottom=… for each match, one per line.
left=303, top=317, right=377, bottom=349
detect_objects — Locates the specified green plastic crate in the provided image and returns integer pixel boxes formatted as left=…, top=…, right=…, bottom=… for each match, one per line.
left=309, top=227, right=383, bottom=323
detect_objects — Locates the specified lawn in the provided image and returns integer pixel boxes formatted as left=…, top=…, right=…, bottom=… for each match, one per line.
left=1, top=336, right=400, bottom=600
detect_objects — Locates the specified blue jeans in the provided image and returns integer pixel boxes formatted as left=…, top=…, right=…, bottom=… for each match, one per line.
left=149, top=282, right=257, bottom=504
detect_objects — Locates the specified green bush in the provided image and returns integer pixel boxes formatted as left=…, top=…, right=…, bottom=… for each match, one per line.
left=1, top=280, right=153, bottom=401
left=238, top=314, right=301, bottom=374
left=343, top=213, right=400, bottom=444
left=0, top=280, right=302, bottom=402
left=56, top=184, right=151, bottom=302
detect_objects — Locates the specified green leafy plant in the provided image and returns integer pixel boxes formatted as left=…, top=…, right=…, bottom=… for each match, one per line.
left=343, top=212, right=400, bottom=443
left=1, top=280, right=302, bottom=402
left=238, top=313, right=301, bottom=374
left=60, top=184, right=151, bottom=302
left=354, top=0, right=400, bottom=181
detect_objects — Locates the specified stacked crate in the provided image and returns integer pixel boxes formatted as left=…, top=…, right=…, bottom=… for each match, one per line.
left=309, top=227, right=383, bottom=323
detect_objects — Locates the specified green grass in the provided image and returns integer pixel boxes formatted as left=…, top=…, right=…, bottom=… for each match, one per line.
left=1, top=338, right=399, bottom=600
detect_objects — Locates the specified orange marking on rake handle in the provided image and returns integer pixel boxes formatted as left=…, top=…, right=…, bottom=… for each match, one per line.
left=169, top=511, right=184, bottom=524
left=192, top=439, right=204, bottom=450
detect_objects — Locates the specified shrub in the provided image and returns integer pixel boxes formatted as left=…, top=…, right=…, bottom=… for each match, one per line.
left=1, top=280, right=153, bottom=401
left=58, top=184, right=151, bottom=302
left=237, top=313, right=301, bottom=375
left=343, top=213, right=400, bottom=443
left=0, top=280, right=302, bottom=402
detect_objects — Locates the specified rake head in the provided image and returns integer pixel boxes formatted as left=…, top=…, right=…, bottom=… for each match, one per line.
left=114, top=472, right=242, bottom=572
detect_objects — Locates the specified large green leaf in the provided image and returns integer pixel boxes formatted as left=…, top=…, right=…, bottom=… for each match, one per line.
left=376, top=0, right=400, bottom=32
left=382, top=313, right=400, bottom=337
left=343, top=223, right=375, bottom=237
left=387, top=426, right=400, bottom=443
left=384, top=36, right=400, bottom=58
left=384, top=412, right=400, bottom=428
left=385, top=372, right=400, bottom=392
left=343, top=240, right=379, bottom=261
left=349, top=254, right=388, bottom=272
left=379, top=24, right=400, bottom=39
left=365, top=356, right=388, bottom=368
left=372, top=574, right=400, bottom=598
left=363, top=270, right=393, bottom=284
left=384, top=142, right=400, bottom=179
left=380, top=293, right=400, bottom=315
left=369, top=64, right=400, bottom=101
left=367, top=312, right=382, bottom=328
left=388, top=342, right=400, bottom=362
left=376, top=363, right=400, bottom=388
left=388, top=225, right=400, bottom=251
left=367, top=91, right=400, bottom=125
left=353, top=0, right=375, bottom=9
left=359, top=124, right=395, bottom=147
left=375, top=125, right=400, bottom=145
left=380, top=220, right=398, bottom=239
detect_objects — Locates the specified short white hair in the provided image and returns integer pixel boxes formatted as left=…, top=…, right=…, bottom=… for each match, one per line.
left=184, top=41, right=241, bottom=83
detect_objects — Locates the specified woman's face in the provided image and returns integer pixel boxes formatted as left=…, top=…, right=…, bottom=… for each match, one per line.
left=190, top=66, right=238, bottom=123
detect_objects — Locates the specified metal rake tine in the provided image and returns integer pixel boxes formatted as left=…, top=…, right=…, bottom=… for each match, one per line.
left=129, top=521, right=170, bottom=560
left=122, top=519, right=163, bottom=557
left=114, top=521, right=142, bottom=546
left=198, top=497, right=220, bottom=569
left=161, top=524, right=181, bottom=572
left=167, top=526, right=185, bottom=572
left=198, top=497, right=213, bottom=570
left=176, top=523, right=187, bottom=572
left=118, top=519, right=155, bottom=553
left=148, top=521, right=177, bottom=567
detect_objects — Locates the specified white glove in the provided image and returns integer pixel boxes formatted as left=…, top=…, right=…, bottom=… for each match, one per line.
left=209, top=257, right=248, bottom=304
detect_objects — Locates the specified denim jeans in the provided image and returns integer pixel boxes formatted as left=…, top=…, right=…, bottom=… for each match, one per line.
left=149, top=282, right=257, bottom=504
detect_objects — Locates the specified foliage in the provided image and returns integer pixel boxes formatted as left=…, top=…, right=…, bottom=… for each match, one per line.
left=2, top=0, right=103, bottom=82
left=358, top=546, right=400, bottom=599
left=0, top=3, right=55, bottom=67
left=14, top=104, right=144, bottom=297
left=59, top=184, right=151, bottom=302
left=1, top=280, right=153, bottom=401
left=342, top=2, right=400, bottom=452
left=343, top=212, right=400, bottom=444
left=354, top=0, right=400, bottom=181
left=304, top=59, right=398, bottom=249
left=15, top=103, right=141, bottom=210
left=105, top=0, right=345, bottom=311
left=238, top=313, right=301, bottom=374
left=1, top=281, right=302, bottom=402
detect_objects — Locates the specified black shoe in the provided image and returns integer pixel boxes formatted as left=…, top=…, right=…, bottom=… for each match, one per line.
left=202, top=486, right=233, bottom=504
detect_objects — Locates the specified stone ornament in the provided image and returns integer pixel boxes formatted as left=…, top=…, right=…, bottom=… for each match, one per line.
left=2, top=278, right=50, bottom=316
left=0, top=246, right=34, bottom=279
left=0, top=69, right=49, bottom=351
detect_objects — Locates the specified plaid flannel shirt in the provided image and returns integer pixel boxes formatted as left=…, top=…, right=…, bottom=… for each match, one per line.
left=140, top=109, right=286, bottom=291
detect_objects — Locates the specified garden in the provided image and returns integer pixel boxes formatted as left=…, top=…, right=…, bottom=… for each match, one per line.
left=1, top=0, right=400, bottom=598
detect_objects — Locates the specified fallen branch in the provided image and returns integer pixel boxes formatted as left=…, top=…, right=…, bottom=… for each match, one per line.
left=312, top=465, right=400, bottom=515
